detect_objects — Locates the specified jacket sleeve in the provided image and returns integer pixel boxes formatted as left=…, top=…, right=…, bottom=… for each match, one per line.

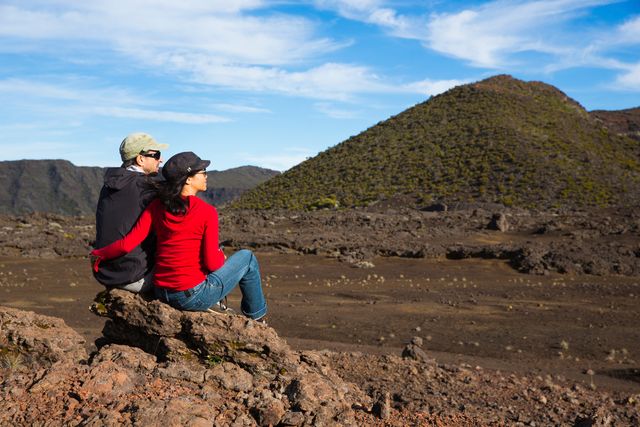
left=202, top=207, right=225, bottom=272
left=91, top=205, right=154, bottom=261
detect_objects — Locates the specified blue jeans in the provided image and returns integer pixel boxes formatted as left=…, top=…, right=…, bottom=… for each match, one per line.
left=154, top=249, right=267, bottom=320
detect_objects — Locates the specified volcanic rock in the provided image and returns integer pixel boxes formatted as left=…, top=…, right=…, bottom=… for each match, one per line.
left=488, top=212, right=510, bottom=231
left=0, top=306, right=87, bottom=365
left=2, top=300, right=640, bottom=425
left=98, top=289, right=369, bottom=424
left=0, top=293, right=373, bottom=426
left=401, top=336, right=435, bottom=364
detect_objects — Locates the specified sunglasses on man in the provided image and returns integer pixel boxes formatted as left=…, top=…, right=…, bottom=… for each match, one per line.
left=140, top=151, right=161, bottom=160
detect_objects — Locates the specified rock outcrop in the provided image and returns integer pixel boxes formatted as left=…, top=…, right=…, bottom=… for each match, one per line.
left=99, top=290, right=369, bottom=425
left=1, top=291, right=371, bottom=426
left=2, top=295, right=639, bottom=426
left=0, top=306, right=87, bottom=365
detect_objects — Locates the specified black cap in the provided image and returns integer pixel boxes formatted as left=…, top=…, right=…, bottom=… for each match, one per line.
left=162, top=151, right=210, bottom=182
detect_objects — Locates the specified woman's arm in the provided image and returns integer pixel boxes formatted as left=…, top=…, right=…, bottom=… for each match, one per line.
left=202, top=207, right=225, bottom=272
left=91, top=205, right=154, bottom=271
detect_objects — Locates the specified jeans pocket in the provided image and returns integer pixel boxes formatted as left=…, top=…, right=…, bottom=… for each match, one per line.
left=184, top=281, right=223, bottom=311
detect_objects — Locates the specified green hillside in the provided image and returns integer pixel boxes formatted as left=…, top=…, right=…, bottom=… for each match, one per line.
left=234, top=75, right=640, bottom=210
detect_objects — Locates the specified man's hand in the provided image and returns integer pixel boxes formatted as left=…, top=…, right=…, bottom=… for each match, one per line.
left=90, top=254, right=101, bottom=272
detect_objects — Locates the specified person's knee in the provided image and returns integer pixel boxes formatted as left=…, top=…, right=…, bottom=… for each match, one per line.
left=238, top=248, right=252, bottom=257
left=238, top=248, right=254, bottom=262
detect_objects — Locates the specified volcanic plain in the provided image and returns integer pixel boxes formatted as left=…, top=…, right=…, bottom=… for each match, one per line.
left=0, top=205, right=639, bottom=425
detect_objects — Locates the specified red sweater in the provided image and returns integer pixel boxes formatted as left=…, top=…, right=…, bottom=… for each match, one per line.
left=92, top=196, right=225, bottom=291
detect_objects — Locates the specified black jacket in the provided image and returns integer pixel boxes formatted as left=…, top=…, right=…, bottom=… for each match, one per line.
left=94, top=168, right=158, bottom=286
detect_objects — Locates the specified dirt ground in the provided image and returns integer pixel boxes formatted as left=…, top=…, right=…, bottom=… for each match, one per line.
left=1, top=251, right=638, bottom=395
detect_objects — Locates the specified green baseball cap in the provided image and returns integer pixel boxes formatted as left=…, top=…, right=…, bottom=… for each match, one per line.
left=119, top=132, right=169, bottom=162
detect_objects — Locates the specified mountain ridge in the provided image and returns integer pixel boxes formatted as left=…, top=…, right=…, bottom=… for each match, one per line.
left=0, top=160, right=279, bottom=215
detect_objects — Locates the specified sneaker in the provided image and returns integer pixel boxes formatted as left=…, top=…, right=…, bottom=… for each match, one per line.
left=254, top=315, right=267, bottom=325
left=206, top=298, right=235, bottom=315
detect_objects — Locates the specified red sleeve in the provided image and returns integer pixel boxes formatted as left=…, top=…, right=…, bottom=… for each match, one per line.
left=202, top=206, right=225, bottom=272
left=91, top=204, right=154, bottom=260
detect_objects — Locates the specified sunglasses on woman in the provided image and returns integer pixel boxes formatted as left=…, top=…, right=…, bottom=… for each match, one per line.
left=140, top=151, right=161, bottom=160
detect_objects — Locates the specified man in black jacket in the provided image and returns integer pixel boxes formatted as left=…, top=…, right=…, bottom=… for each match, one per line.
left=94, top=132, right=168, bottom=293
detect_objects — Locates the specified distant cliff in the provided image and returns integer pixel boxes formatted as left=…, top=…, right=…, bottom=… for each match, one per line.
left=0, top=160, right=279, bottom=215
left=199, top=166, right=281, bottom=207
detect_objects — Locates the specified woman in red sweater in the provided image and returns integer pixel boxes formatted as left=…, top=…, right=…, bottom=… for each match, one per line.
left=91, top=152, right=267, bottom=320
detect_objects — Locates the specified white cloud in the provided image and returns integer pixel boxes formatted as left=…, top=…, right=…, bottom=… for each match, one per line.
left=242, top=151, right=313, bottom=171
left=0, top=78, right=141, bottom=105
left=427, top=10, right=514, bottom=68
left=0, top=1, right=442, bottom=101
left=93, top=107, right=230, bottom=124
left=543, top=14, right=640, bottom=77
left=0, top=78, right=85, bottom=101
left=0, top=71, right=464, bottom=122
left=401, top=78, right=468, bottom=96
left=165, top=59, right=391, bottom=101
left=210, top=103, right=271, bottom=114
left=178, top=58, right=466, bottom=100
left=614, top=63, right=640, bottom=91
left=107, top=0, right=267, bottom=14
left=316, top=0, right=625, bottom=70
left=617, top=15, right=640, bottom=43
left=424, top=0, right=615, bottom=68
left=0, top=78, right=232, bottom=124
left=314, top=102, right=361, bottom=119
left=0, top=2, right=338, bottom=65
left=314, top=0, right=384, bottom=17
left=314, top=0, right=422, bottom=39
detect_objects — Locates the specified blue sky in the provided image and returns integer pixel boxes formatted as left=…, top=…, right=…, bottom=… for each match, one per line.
left=0, top=0, right=638, bottom=171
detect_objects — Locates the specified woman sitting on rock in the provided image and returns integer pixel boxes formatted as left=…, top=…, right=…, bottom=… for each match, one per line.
left=91, top=152, right=267, bottom=321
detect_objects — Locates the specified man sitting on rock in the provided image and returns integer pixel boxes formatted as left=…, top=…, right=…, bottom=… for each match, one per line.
left=93, top=132, right=168, bottom=293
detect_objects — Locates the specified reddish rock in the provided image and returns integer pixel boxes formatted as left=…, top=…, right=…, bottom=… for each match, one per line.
left=132, top=398, right=218, bottom=426
left=77, top=361, right=135, bottom=401
left=0, top=306, right=87, bottom=365
left=205, top=362, right=254, bottom=392
left=251, top=397, right=286, bottom=426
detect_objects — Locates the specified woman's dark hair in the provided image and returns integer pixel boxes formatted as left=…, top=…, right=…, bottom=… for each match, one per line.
left=158, top=172, right=199, bottom=215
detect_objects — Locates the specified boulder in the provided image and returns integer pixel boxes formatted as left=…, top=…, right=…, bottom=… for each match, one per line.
left=401, top=336, right=435, bottom=364
left=488, top=213, right=509, bottom=231
left=0, top=306, right=87, bottom=366
left=97, top=289, right=369, bottom=425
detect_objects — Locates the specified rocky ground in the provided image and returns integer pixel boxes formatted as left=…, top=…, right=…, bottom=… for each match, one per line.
left=0, top=206, right=639, bottom=425
left=1, top=291, right=638, bottom=426
left=2, top=204, right=639, bottom=276
left=220, top=204, right=640, bottom=276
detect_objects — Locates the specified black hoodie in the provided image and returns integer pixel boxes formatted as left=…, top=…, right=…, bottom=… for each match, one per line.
left=94, top=168, right=158, bottom=286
